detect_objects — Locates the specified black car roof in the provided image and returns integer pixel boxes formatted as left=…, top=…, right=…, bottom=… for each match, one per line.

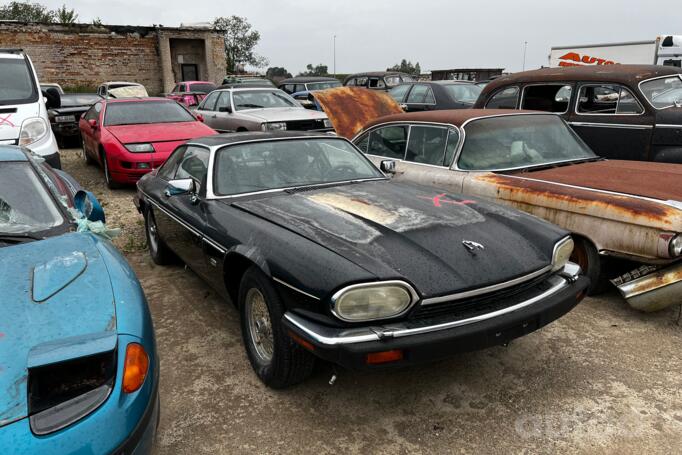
left=278, top=77, right=339, bottom=84
left=188, top=131, right=335, bottom=147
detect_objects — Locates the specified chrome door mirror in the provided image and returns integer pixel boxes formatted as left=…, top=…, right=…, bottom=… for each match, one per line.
left=164, top=178, right=193, bottom=197
left=380, top=160, right=396, bottom=175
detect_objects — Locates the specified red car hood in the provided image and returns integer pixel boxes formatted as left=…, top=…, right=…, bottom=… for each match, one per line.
left=106, top=121, right=215, bottom=144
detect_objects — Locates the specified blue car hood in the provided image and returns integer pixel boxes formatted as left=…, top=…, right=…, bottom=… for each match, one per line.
left=0, top=233, right=116, bottom=428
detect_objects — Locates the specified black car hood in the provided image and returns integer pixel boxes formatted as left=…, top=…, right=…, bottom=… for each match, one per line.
left=230, top=181, right=564, bottom=299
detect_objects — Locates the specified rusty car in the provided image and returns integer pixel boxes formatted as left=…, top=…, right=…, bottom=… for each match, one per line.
left=134, top=131, right=587, bottom=387
left=473, top=65, right=682, bottom=164
left=314, top=87, right=682, bottom=312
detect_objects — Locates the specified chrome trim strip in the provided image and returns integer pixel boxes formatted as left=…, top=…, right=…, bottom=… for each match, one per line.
left=656, top=124, right=682, bottom=128
left=272, top=277, right=321, bottom=301
left=568, top=121, right=652, bottom=129
left=202, top=236, right=226, bottom=255
left=284, top=274, right=573, bottom=346
left=421, top=264, right=552, bottom=305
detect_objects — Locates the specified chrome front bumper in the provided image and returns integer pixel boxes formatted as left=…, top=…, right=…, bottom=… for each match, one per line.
left=613, top=261, right=682, bottom=312
left=284, top=263, right=583, bottom=347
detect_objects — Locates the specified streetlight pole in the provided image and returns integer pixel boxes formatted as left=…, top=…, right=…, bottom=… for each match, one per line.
left=333, top=35, right=337, bottom=77
left=522, top=41, right=528, bottom=71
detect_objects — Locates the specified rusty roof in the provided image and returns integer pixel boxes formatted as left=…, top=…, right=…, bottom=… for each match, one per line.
left=482, top=64, right=682, bottom=95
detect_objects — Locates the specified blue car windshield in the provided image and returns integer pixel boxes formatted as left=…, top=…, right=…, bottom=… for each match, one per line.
left=214, top=138, right=384, bottom=196
left=0, top=162, right=64, bottom=234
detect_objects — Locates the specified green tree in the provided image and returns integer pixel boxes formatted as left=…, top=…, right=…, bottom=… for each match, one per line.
left=213, top=16, right=268, bottom=73
left=266, top=67, right=292, bottom=80
left=0, top=1, right=55, bottom=22
left=298, top=63, right=328, bottom=77
left=388, top=59, right=421, bottom=76
left=55, top=4, right=78, bottom=24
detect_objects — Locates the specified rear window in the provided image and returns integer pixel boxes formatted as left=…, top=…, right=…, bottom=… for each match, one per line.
left=189, top=83, right=216, bottom=94
left=0, top=57, right=38, bottom=105
left=104, top=101, right=195, bottom=126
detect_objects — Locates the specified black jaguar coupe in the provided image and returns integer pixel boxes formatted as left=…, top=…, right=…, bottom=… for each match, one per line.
left=135, top=131, right=588, bottom=388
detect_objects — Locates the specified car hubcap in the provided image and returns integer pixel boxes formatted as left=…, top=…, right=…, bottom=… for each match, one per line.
left=147, top=212, right=159, bottom=253
left=246, top=288, right=274, bottom=363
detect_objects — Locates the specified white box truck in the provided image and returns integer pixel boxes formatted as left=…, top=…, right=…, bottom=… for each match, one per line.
left=549, top=35, right=681, bottom=68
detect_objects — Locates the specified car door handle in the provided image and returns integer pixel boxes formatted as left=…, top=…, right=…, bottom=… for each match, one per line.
left=400, top=104, right=408, bottom=111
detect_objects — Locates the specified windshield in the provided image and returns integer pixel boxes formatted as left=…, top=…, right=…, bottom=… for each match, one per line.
left=444, top=84, right=482, bottom=104
left=459, top=114, right=596, bottom=171
left=214, top=138, right=384, bottom=196
left=0, top=162, right=64, bottom=233
left=232, top=90, right=298, bottom=111
left=640, top=76, right=682, bottom=109
left=108, top=85, right=148, bottom=98
left=104, top=101, right=196, bottom=126
left=0, top=57, right=38, bottom=105
left=188, top=83, right=216, bottom=93
left=60, top=94, right=101, bottom=107
left=307, top=81, right=342, bottom=91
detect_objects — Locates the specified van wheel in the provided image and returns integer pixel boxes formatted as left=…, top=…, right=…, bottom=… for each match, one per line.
left=239, top=266, right=315, bottom=388
left=571, top=237, right=610, bottom=295
left=144, top=207, right=175, bottom=265
left=101, top=150, right=121, bottom=189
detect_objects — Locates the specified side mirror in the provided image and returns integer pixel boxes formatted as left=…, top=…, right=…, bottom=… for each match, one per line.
left=43, top=87, right=61, bottom=109
left=164, top=178, right=195, bottom=197
left=218, top=106, right=232, bottom=113
left=380, top=160, right=397, bottom=175
left=74, top=190, right=106, bottom=222
left=88, top=119, right=98, bottom=129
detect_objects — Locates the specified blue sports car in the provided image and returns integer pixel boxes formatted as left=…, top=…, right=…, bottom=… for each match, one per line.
left=0, top=146, right=159, bottom=454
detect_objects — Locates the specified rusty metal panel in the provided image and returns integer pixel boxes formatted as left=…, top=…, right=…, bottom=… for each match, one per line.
left=612, top=261, right=682, bottom=312
left=313, top=87, right=403, bottom=139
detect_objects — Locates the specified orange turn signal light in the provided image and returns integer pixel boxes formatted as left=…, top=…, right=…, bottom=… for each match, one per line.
left=366, top=349, right=404, bottom=365
left=122, top=343, right=149, bottom=393
left=288, top=331, right=315, bottom=351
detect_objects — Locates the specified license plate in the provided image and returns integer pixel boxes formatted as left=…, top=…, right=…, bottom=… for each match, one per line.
left=56, top=115, right=76, bottom=123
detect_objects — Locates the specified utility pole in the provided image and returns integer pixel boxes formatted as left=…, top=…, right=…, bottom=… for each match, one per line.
left=522, top=41, right=528, bottom=71
left=333, top=34, right=337, bottom=77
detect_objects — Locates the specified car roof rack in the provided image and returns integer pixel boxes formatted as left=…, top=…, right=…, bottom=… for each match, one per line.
left=0, top=48, right=24, bottom=54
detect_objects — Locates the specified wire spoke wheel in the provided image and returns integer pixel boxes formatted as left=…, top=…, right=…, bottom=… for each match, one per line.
left=245, top=288, right=274, bottom=363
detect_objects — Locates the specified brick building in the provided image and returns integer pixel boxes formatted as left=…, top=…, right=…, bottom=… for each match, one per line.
left=0, top=21, right=227, bottom=94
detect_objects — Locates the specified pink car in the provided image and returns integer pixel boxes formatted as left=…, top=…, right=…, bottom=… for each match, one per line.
left=166, top=81, right=217, bottom=108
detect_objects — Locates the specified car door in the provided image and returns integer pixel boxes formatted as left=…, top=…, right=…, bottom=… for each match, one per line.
left=80, top=102, right=102, bottom=161
left=567, top=83, right=653, bottom=161
left=195, top=91, right=220, bottom=129
left=388, top=84, right=411, bottom=110
left=158, top=145, right=213, bottom=278
left=403, top=84, right=437, bottom=112
left=211, top=91, right=235, bottom=132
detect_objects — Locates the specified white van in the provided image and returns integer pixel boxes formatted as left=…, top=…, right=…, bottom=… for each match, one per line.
left=0, top=49, right=61, bottom=168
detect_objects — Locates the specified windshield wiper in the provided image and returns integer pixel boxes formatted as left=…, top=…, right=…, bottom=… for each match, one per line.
left=236, top=103, right=264, bottom=108
left=0, top=232, right=42, bottom=244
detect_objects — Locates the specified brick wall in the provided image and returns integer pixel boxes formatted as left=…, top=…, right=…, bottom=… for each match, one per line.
left=0, top=22, right=227, bottom=95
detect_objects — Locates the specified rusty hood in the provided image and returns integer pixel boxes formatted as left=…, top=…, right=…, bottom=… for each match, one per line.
left=0, top=234, right=116, bottom=428
left=230, top=180, right=566, bottom=298
left=313, top=87, right=404, bottom=139
left=517, top=160, right=682, bottom=203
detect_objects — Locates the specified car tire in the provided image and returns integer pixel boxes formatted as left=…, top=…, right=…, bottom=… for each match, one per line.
left=239, top=266, right=315, bottom=388
left=144, top=207, right=175, bottom=265
left=571, top=237, right=610, bottom=295
left=101, top=150, right=121, bottom=189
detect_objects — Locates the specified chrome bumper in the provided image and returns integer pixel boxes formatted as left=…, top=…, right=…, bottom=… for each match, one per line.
left=613, top=261, right=682, bottom=312
left=284, top=263, right=582, bottom=347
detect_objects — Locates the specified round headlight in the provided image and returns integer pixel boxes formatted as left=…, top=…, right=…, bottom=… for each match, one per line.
left=552, top=237, right=575, bottom=272
left=19, top=117, right=48, bottom=146
left=332, top=283, right=414, bottom=322
left=670, top=234, right=682, bottom=257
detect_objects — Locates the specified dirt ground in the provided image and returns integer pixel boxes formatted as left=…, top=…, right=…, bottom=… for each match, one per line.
left=60, top=147, right=682, bottom=454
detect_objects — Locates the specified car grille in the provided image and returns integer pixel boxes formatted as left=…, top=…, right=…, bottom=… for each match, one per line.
left=285, top=119, right=327, bottom=131
left=410, top=271, right=554, bottom=321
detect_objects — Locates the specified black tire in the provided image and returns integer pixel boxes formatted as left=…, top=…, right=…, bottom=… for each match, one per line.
left=571, top=237, right=610, bottom=295
left=239, top=266, right=315, bottom=388
left=144, top=207, right=175, bottom=265
left=101, top=150, right=121, bottom=189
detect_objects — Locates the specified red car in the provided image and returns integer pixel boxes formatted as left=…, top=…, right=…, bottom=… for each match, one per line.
left=166, top=81, right=217, bottom=108
left=79, top=97, right=216, bottom=188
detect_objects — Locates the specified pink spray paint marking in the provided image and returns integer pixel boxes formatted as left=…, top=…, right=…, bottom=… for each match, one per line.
left=420, top=193, right=475, bottom=208
left=0, top=114, right=15, bottom=128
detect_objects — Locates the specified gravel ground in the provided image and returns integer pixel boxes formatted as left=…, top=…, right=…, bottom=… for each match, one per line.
left=61, top=147, right=682, bottom=454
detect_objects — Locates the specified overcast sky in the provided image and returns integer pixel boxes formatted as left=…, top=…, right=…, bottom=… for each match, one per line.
left=41, top=0, right=680, bottom=75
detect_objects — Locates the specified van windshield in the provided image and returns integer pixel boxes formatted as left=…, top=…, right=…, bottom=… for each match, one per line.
left=0, top=57, right=39, bottom=105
